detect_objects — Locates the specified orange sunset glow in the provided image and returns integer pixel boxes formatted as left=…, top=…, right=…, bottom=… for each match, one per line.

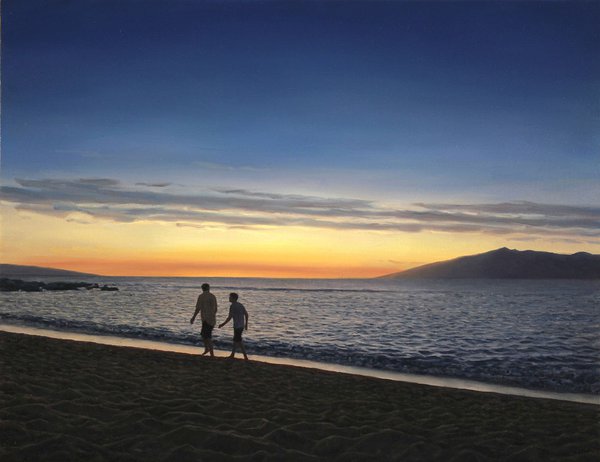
left=2, top=201, right=596, bottom=278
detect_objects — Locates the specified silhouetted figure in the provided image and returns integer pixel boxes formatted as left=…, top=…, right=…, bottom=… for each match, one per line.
left=218, top=292, right=249, bottom=360
left=190, top=283, right=217, bottom=357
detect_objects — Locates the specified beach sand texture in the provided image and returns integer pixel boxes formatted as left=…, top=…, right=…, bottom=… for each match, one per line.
left=1, top=332, right=598, bottom=461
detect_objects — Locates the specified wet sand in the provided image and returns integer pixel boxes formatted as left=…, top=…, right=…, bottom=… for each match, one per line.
left=1, top=331, right=598, bottom=461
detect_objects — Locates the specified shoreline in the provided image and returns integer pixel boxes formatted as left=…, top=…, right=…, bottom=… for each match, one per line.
left=1, top=330, right=599, bottom=461
left=1, top=323, right=598, bottom=406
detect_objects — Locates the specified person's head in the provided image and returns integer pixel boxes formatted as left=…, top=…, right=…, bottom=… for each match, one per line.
left=229, top=292, right=238, bottom=303
left=201, top=283, right=210, bottom=292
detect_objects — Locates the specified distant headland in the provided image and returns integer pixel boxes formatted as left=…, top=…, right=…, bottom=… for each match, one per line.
left=379, top=248, right=600, bottom=279
left=0, top=265, right=119, bottom=292
left=0, top=264, right=99, bottom=279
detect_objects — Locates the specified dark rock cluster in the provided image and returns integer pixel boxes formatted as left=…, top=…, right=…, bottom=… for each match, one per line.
left=0, top=279, right=119, bottom=292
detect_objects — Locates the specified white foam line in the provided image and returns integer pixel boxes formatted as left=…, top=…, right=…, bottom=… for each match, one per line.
left=1, top=323, right=598, bottom=406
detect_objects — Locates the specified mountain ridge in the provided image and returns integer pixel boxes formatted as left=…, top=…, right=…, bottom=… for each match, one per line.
left=0, top=264, right=99, bottom=278
left=379, top=248, right=600, bottom=279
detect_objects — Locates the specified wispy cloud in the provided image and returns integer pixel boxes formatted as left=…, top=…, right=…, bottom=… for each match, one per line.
left=192, top=161, right=266, bottom=172
left=414, top=202, right=600, bottom=219
left=1, top=178, right=598, bottom=241
left=135, top=182, right=172, bottom=188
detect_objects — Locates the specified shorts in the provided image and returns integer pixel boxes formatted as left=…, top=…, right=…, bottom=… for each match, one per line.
left=200, top=321, right=214, bottom=339
left=233, top=327, right=244, bottom=342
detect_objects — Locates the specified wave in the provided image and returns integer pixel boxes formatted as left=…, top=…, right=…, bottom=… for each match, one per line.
left=2, top=312, right=598, bottom=395
left=138, top=284, right=396, bottom=294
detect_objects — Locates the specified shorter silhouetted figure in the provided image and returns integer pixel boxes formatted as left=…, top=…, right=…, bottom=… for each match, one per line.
left=218, top=292, right=249, bottom=360
left=190, top=283, right=218, bottom=357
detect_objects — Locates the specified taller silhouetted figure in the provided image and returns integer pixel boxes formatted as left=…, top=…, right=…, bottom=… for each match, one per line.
left=190, top=283, right=218, bottom=357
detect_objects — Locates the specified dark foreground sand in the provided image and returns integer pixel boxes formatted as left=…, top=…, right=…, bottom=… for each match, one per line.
left=1, top=332, right=598, bottom=461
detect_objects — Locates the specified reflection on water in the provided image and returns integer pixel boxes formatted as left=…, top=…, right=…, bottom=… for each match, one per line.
left=1, top=277, right=599, bottom=394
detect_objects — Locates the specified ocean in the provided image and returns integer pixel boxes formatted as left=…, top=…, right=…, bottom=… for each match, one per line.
left=1, top=277, right=599, bottom=395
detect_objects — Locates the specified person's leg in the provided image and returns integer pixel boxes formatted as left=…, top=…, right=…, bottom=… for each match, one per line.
left=200, top=322, right=210, bottom=355
left=240, top=340, right=248, bottom=360
left=229, top=328, right=242, bottom=358
left=206, top=324, right=215, bottom=357
left=231, top=342, right=244, bottom=358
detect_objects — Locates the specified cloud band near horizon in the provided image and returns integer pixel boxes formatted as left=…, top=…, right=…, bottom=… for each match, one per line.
left=1, top=178, right=599, bottom=242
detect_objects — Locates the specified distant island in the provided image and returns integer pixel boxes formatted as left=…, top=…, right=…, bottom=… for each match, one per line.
left=379, top=248, right=600, bottom=279
left=0, top=264, right=99, bottom=279
left=0, top=265, right=119, bottom=292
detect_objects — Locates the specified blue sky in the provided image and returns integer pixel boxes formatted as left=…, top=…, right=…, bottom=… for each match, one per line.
left=2, top=1, right=599, bottom=267
left=4, top=1, right=598, bottom=181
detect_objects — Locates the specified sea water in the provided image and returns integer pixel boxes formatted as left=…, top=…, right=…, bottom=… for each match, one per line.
left=1, top=277, right=598, bottom=394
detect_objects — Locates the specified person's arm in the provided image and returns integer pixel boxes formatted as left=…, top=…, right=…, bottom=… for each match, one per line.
left=218, top=314, right=232, bottom=329
left=190, top=297, right=201, bottom=324
left=244, top=309, right=249, bottom=330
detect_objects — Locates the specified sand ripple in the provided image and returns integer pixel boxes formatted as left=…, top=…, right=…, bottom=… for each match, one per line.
left=1, top=332, right=598, bottom=461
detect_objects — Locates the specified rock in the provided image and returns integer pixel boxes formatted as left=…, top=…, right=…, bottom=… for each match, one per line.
left=0, top=278, right=118, bottom=292
left=46, top=282, right=92, bottom=291
left=0, top=279, right=44, bottom=292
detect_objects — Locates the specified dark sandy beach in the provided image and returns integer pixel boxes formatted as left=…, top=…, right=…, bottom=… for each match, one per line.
left=1, top=331, right=598, bottom=461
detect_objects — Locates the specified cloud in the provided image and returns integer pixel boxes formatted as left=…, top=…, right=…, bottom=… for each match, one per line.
left=193, top=161, right=265, bottom=172
left=66, top=218, right=93, bottom=225
left=212, top=188, right=375, bottom=211
left=411, top=202, right=600, bottom=232
left=1, top=177, right=599, bottom=241
left=414, top=201, right=600, bottom=219
left=176, top=222, right=256, bottom=231
left=135, top=182, right=172, bottom=188
left=507, top=235, right=597, bottom=245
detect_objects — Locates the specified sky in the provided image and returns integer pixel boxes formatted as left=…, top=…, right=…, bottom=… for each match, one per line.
left=1, top=0, right=599, bottom=277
